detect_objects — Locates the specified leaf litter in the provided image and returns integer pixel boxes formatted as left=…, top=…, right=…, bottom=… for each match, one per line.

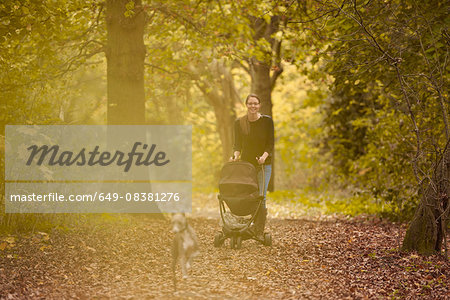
left=0, top=214, right=448, bottom=299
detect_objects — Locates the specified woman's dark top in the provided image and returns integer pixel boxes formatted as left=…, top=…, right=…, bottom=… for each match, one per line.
left=233, top=115, right=274, bottom=167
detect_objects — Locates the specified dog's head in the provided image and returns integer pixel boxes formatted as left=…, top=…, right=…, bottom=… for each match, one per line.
left=171, top=213, right=187, bottom=233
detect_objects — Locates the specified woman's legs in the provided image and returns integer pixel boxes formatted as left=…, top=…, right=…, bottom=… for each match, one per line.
left=254, top=164, right=272, bottom=237
left=257, top=164, right=272, bottom=208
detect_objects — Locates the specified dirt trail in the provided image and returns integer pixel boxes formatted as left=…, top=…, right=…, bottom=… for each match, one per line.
left=0, top=213, right=448, bottom=299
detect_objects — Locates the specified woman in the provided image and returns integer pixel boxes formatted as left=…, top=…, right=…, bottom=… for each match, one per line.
left=230, top=93, right=274, bottom=237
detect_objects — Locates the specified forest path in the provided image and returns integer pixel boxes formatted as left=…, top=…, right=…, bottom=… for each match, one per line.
left=1, top=212, right=448, bottom=299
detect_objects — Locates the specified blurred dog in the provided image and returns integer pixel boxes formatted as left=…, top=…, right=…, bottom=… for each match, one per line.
left=171, top=213, right=199, bottom=290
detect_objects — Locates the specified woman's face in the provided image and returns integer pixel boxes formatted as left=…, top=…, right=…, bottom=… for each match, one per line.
left=246, top=96, right=260, bottom=114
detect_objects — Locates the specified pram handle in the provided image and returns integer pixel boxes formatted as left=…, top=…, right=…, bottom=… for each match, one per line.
left=259, top=164, right=265, bottom=197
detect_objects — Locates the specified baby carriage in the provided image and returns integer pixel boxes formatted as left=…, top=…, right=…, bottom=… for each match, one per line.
left=213, top=161, right=272, bottom=249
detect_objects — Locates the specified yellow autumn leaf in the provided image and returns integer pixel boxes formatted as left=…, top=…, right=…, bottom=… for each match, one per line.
left=3, top=237, right=16, bottom=244
left=40, top=245, right=52, bottom=251
left=0, top=242, right=7, bottom=251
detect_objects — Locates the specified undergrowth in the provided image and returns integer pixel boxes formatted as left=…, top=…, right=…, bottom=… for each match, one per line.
left=267, top=188, right=412, bottom=222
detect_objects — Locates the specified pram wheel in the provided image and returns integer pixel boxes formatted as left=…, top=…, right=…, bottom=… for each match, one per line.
left=235, top=236, right=242, bottom=249
left=263, top=233, right=272, bottom=246
left=214, top=232, right=224, bottom=247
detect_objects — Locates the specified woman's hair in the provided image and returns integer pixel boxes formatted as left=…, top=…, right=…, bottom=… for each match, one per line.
left=245, top=93, right=261, bottom=105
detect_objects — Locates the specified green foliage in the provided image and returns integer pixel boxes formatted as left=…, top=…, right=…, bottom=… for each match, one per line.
left=1, top=0, right=105, bottom=127
left=267, top=188, right=404, bottom=220
left=272, top=64, right=332, bottom=189
left=187, top=97, right=223, bottom=189
left=0, top=0, right=105, bottom=233
left=2, top=0, right=447, bottom=231
left=0, top=213, right=69, bottom=234
left=302, top=0, right=449, bottom=218
left=124, top=1, right=135, bottom=17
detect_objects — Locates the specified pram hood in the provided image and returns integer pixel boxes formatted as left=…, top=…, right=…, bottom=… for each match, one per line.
left=218, top=161, right=262, bottom=216
left=219, top=161, right=259, bottom=198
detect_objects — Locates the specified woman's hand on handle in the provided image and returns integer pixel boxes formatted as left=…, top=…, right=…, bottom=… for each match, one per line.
left=229, top=151, right=241, bottom=162
left=256, top=152, right=269, bottom=165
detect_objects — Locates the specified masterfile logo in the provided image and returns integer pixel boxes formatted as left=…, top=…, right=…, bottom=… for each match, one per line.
left=5, top=125, right=192, bottom=213
left=25, top=142, right=170, bottom=172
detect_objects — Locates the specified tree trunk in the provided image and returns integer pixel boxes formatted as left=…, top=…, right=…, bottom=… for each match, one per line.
left=189, top=59, right=239, bottom=162
left=213, top=105, right=236, bottom=162
left=250, top=60, right=272, bottom=115
left=250, top=59, right=276, bottom=192
left=106, top=0, right=146, bottom=125
left=105, top=1, right=163, bottom=216
left=248, top=15, right=283, bottom=192
left=402, top=146, right=450, bottom=255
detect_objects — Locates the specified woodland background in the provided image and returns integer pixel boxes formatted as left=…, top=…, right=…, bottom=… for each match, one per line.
left=0, top=1, right=449, bottom=296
